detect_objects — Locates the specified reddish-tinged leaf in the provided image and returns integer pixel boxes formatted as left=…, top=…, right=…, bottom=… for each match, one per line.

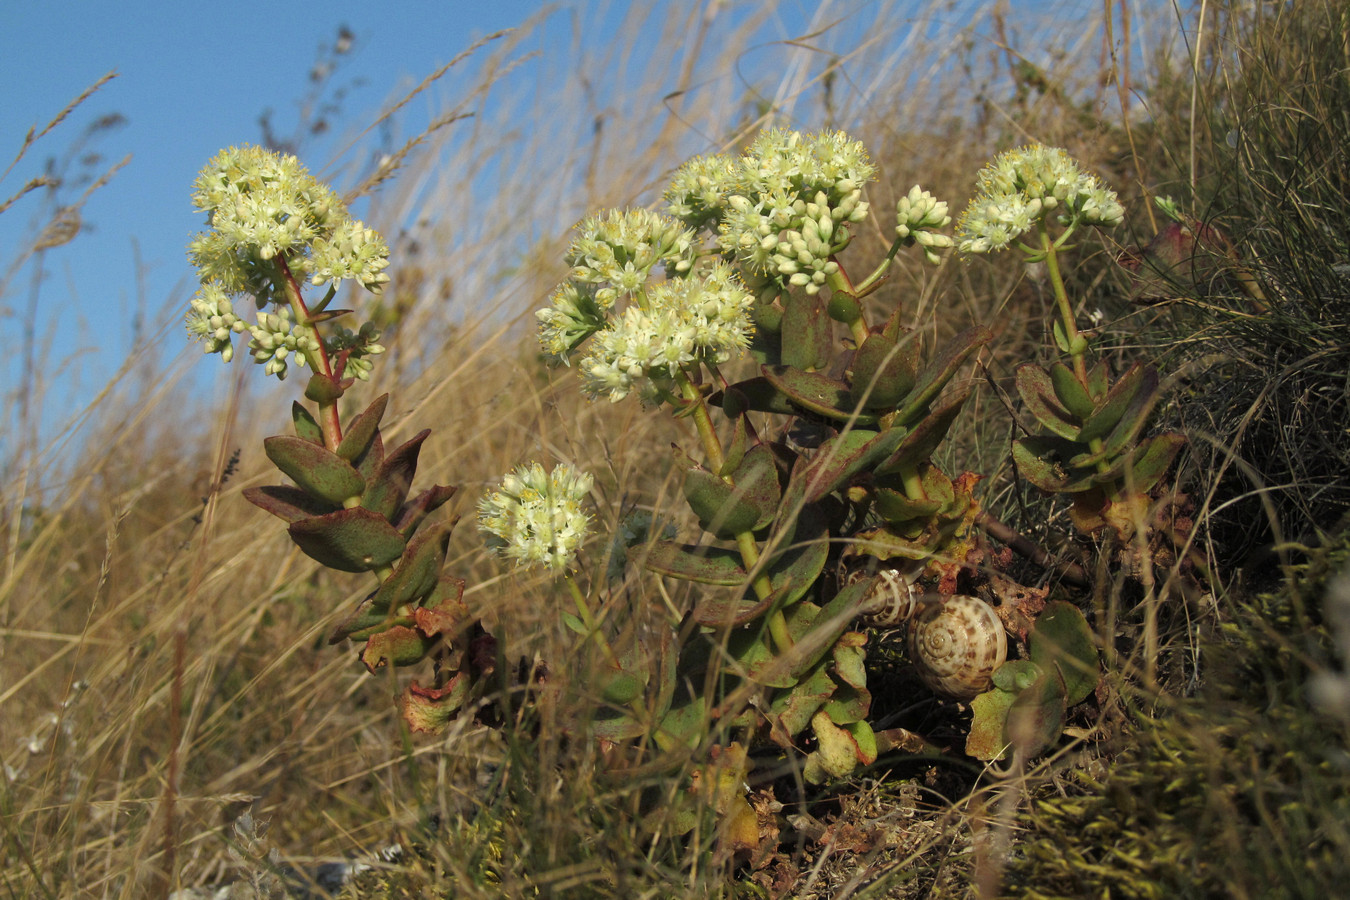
left=1015, top=364, right=1080, bottom=439
left=264, top=435, right=366, bottom=506
left=849, top=331, right=919, bottom=411
left=336, top=393, right=388, bottom=463
left=361, top=429, right=430, bottom=521
left=894, top=326, right=991, bottom=428
left=243, top=485, right=338, bottom=523
left=399, top=676, right=470, bottom=734
left=875, top=389, right=971, bottom=476
left=394, top=485, right=458, bottom=538
left=287, top=506, right=406, bottom=572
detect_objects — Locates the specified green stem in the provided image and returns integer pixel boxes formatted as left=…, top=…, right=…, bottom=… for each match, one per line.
left=1038, top=222, right=1089, bottom=390
left=674, top=369, right=791, bottom=652
left=1038, top=224, right=1113, bottom=478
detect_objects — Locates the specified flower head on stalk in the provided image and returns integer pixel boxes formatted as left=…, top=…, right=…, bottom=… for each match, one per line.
left=577, top=261, right=754, bottom=404
left=956, top=145, right=1123, bottom=254
left=715, top=129, right=874, bottom=294
left=478, top=463, right=594, bottom=573
left=895, top=185, right=954, bottom=264
left=185, top=145, right=391, bottom=377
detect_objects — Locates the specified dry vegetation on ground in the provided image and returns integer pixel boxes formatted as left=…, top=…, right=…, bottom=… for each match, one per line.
left=4, top=2, right=1350, bottom=897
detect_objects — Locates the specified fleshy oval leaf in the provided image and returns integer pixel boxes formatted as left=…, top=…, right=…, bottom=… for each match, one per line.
left=264, top=435, right=366, bottom=506
left=287, top=506, right=407, bottom=573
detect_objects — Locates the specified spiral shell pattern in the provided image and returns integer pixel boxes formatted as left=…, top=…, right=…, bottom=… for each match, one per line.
left=907, top=595, right=1007, bottom=701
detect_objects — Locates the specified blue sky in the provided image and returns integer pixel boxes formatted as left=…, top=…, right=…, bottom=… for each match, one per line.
left=0, top=1, right=600, bottom=460
left=0, top=0, right=1121, bottom=470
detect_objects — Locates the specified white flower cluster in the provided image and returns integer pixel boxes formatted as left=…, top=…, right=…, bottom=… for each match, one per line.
left=956, top=144, right=1124, bottom=254
left=185, top=146, right=391, bottom=378
left=578, top=261, right=754, bottom=404
left=894, top=185, right=954, bottom=264
left=537, top=209, right=755, bottom=404
left=189, top=145, right=391, bottom=302
left=566, top=209, right=695, bottom=308
left=477, top=462, right=594, bottom=573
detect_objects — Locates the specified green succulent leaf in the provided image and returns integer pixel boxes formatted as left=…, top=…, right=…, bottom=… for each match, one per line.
left=1127, top=431, right=1185, bottom=493
left=1071, top=367, right=1164, bottom=469
left=335, top=393, right=389, bottom=463
left=966, top=687, right=1017, bottom=760
left=360, top=430, right=430, bottom=522
left=1028, top=601, right=1099, bottom=706
left=690, top=580, right=787, bottom=628
left=763, top=504, right=830, bottom=608
left=1075, top=362, right=1152, bottom=445
left=1006, top=664, right=1068, bottom=758
left=684, top=468, right=758, bottom=538
left=800, top=427, right=905, bottom=504
left=762, top=367, right=877, bottom=423
left=805, top=710, right=865, bottom=781
left=637, top=541, right=746, bottom=585
left=264, top=435, right=366, bottom=506
left=652, top=694, right=710, bottom=751
left=292, top=401, right=324, bottom=444
left=893, top=325, right=991, bottom=428
left=768, top=664, right=836, bottom=743
left=393, top=485, right=458, bottom=539
left=354, top=431, right=385, bottom=484
left=727, top=629, right=792, bottom=688
left=1015, top=364, right=1081, bottom=440
left=1049, top=362, right=1095, bottom=419
left=287, top=506, right=407, bottom=573
left=304, top=372, right=346, bottom=405
left=781, top=290, right=832, bottom=370
left=1012, top=435, right=1098, bottom=493
left=873, top=485, right=943, bottom=524
left=710, top=376, right=797, bottom=416
left=875, top=389, right=971, bottom=477
left=991, top=659, right=1044, bottom=693
left=683, top=448, right=780, bottom=539
left=849, top=331, right=919, bottom=411
left=360, top=625, right=434, bottom=671
left=328, top=521, right=452, bottom=643
left=827, top=290, right=863, bottom=325
left=243, top=485, right=339, bottom=523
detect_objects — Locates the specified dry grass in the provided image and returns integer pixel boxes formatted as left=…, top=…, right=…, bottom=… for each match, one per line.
left=4, top=1, right=1347, bottom=897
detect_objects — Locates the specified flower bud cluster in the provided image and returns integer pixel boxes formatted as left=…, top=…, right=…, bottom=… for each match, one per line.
left=477, top=462, right=594, bottom=572
left=895, top=185, right=954, bottom=264
left=185, top=283, right=248, bottom=362
left=326, top=322, right=387, bottom=382
left=664, top=129, right=874, bottom=295
left=956, top=145, right=1124, bottom=254
left=247, top=307, right=321, bottom=380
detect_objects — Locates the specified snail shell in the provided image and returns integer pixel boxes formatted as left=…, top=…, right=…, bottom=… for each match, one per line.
left=907, top=595, right=1007, bottom=701
left=838, top=554, right=922, bottom=627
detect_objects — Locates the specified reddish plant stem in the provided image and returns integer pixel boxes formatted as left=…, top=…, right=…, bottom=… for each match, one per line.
left=275, top=256, right=343, bottom=448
